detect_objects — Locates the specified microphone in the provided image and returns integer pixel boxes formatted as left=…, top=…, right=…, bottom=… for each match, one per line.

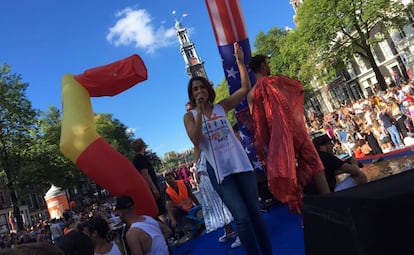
left=197, top=98, right=205, bottom=113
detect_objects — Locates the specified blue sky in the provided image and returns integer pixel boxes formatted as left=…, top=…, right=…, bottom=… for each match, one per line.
left=1, top=1, right=295, bottom=157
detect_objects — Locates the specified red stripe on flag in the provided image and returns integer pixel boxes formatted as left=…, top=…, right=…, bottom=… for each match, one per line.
left=216, top=0, right=234, bottom=44
left=206, top=0, right=247, bottom=45
left=227, top=0, right=246, bottom=40
left=206, top=0, right=221, bottom=45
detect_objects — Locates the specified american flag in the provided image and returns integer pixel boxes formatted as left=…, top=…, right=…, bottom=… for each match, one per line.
left=206, top=0, right=262, bottom=171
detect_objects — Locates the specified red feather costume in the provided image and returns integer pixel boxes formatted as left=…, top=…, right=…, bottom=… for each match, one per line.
left=251, top=75, right=324, bottom=213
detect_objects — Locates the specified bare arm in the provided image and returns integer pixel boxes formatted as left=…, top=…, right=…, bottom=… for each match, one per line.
left=247, top=86, right=256, bottom=114
left=313, top=171, right=331, bottom=195
left=189, top=190, right=200, bottom=206
left=165, top=200, right=177, bottom=228
left=157, top=220, right=172, bottom=240
left=184, top=110, right=204, bottom=147
left=194, top=147, right=201, bottom=162
left=126, top=229, right=144, bottom=255
left=338, top=163, right=367, bottom=185
left=220, top=42, right=251, bottom=112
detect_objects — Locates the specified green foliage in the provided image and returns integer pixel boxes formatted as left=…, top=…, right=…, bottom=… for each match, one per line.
left=0, top=63, right=38, bottom=184
left=253, top=27, right=290, bottom=76
left=295, top=0, right=409, bottom=90
left=144, top=149, right=162, bottom=172
left=0, top=64, right=165, bottom=229
left=163, top=151, right=181, bottom=170
left=25, top=106, right=83, bottom=190
left=95, top=113, right=135, bottom=159
left=93, top=114, right=164, bottom=170
left=162, top=150, right=193, bottom=171
left=0, top=63, right=39, bottom=230
left=251, top=27, right=316, bottom=98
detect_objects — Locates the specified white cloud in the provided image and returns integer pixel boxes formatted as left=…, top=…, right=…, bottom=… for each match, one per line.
left=106, top=7, right=177, bottom=54
left=126, top=127, right=136, bottom=136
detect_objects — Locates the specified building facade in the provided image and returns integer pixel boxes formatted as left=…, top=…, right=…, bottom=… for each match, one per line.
left=0, top=174, right=48, bottom=233
left=294, top=0, right=414, bottom=115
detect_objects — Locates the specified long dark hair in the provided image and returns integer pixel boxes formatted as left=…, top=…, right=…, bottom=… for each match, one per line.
left=85, top=216, right=111, bottom=241
left=187, top=76, right=216, bottom=106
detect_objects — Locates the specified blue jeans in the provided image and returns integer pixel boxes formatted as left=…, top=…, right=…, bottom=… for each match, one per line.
left=387, top=125, right=403, bottom=147
left=219, top=171, right=273, bottom=255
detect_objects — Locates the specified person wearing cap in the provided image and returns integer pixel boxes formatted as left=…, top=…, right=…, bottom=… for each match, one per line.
left=114, top=196, right=169, bottom=255
left=304, top=134, right=367, bottom=194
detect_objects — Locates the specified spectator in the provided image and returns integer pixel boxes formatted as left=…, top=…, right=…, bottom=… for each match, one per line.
left=114, top=196, right=169, bottom=255
left=304, top=134, right=367, bottom=193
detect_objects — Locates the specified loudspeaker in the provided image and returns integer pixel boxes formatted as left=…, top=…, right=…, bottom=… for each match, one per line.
left=303, top=170, right=414, bottom=255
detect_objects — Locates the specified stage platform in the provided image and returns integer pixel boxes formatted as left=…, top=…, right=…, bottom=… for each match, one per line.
left=170, top=204, right=305, bottom=255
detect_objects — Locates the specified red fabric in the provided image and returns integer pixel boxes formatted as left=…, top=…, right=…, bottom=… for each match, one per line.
left=354, top=148, right=365, bottom=159
left=74, top=54, right=148, bottom=97
left=251, top=75, right=324, bottom=214
left=405, top=93, right=414, bottom=104
left=76, top=138, right=157, bottom=217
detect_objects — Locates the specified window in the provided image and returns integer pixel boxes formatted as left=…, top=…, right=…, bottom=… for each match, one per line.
left=354, top=55, right=368, bottom=73
left=347, top=63, right=357, bottom=79
left=379, top=40, right=394, bottom=59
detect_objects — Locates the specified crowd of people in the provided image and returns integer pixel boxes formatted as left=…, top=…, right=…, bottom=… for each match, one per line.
left=0, top=199, right=116, bottom=249
left=307, top=79, right=414, bottom=159
left=2, top=43, right=413, bottom=255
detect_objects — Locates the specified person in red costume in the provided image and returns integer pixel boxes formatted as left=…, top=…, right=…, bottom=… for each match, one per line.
left=247, top=54, right=330, bottom=213
left=59, top=54, right=157, bottom=218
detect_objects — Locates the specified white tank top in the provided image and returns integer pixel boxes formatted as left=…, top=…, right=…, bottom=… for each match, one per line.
left=130, top=216, right=168, bottom=255
left=94, top=242, right=122, bottom=255
left=191, top=104, right=253, bottom=183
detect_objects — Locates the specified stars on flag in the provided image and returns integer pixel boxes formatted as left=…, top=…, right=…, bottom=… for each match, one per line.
left=225, top=66, right=239, bottom=80
left=252, top=160, right=263, bottom=170
left=239, top=131, right=248, bottom=141
left=245, top=146, right=251, bottom=155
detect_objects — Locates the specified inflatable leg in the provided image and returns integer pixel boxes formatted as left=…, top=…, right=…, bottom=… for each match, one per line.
left=76, top=137, right=156, bottom=217
left=60, top=75, right=98, bottom=162
left=60, top=68, right=157, bottom=217
left=74, top=54, right=147, bottom=97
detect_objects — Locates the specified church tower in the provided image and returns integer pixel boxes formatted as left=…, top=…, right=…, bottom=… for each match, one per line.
left=290, top=0, right=303, bottom=14
left=174, top=18, right=208, bottom=79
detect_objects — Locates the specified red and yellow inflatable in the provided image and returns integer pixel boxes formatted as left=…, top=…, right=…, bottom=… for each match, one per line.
left=59, top=55, right=157, bottom=217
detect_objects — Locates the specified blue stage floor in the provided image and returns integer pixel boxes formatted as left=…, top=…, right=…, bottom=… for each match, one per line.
left=171, top=205, right=305, bottom=255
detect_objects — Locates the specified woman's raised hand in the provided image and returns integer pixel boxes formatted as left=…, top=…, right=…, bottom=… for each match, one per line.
left=234, top=42, right=244, bottom=63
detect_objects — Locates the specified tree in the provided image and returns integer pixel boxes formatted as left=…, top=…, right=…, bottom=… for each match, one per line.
left=145, top=149, right=162, bottom=172
left=253, top=27, right=290, bottom=75
left=251, top=27, right=321, bottom=102
left=25, top=106, right=83, bottom=191
left=0, top=64, right=38, bottom=231
left=163, top=151, right=180, bottom=170
left=95, top=113, right=135, bottom=159
left=296, top=0, right=409, bottom=91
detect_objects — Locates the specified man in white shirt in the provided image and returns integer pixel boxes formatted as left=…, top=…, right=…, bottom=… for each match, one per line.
left=115, top=196, right=169, bottom=255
